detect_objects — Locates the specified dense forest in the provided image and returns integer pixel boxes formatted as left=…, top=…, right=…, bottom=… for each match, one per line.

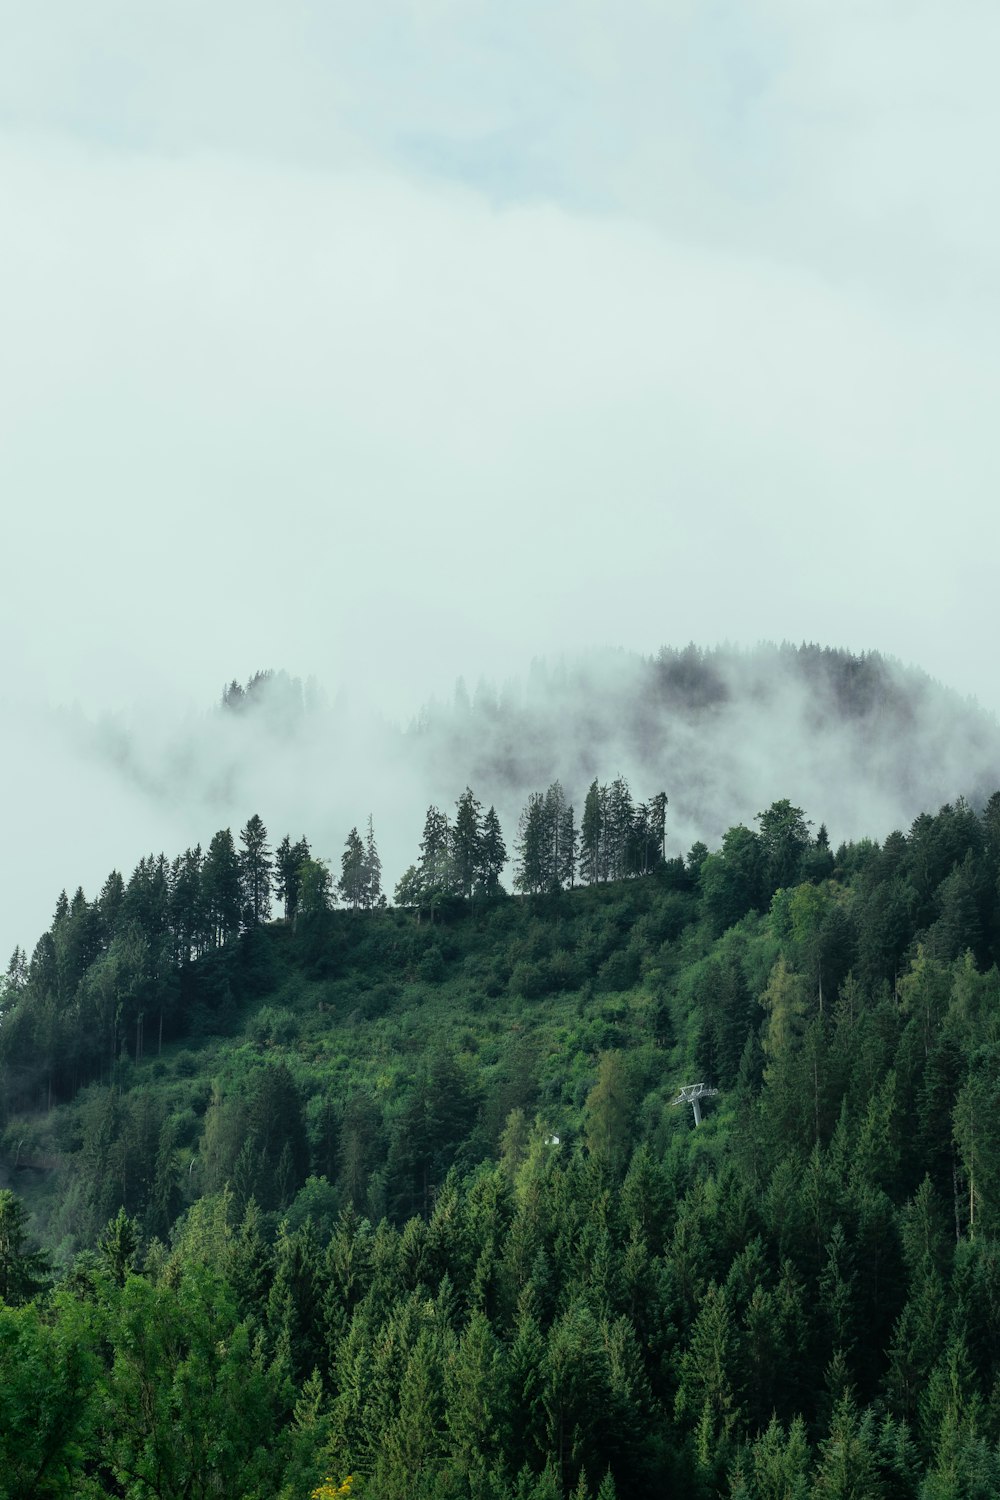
left=3, top=773, right=1000, bottom=1497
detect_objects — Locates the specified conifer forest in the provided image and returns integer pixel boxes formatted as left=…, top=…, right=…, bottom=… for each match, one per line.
left=3, top=739, right=1000, bottom=1500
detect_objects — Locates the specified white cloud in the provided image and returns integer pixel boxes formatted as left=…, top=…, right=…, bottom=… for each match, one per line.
left=1, top=2, right=998, bottom=954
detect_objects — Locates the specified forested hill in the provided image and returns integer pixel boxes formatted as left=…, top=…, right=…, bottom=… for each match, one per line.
left=3, top=783, right=1000, bottom=1496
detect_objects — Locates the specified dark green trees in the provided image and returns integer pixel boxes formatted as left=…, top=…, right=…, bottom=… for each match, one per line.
left=478, top=806, right=508, bottom=897
left=275, top=835, right=311, bottom=922
left=756, top=800, right=812, bottom=896
left=395, top=795, right=505, bottom=911
left=339, top=828, right=367, bottom=910
left=338, top=819, right=383, bottom=910
left=203, top=829, right=242, bottom=946
left=575, top=777, right=666, bottom=886
left=0, top=1189, right=48, bottom=1303
left=452, top=788, right=484, bottom=900
left=514, top=783, right=578, bottom=895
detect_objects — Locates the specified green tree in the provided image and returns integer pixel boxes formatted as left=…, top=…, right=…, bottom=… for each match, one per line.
left=416, top=805, right=455, bottom=919
left=477, top=805, right=508, bottom=897
left=275, top=834, right=311, bottom=921
left=239, top=813, right=273, bottom=926
left=202, top=828, right=242, bottom=947
left=298, top=857, right=335, bottom=923
left=99, top=1265, right=285, bottom=1500
left=757, top=800, right=811, bottom=896
left=811, top=1390, right=883, bottom=1499
left=584, top=1052, right=635, bottom=1178
left=339, top=828, right=367, bottom=910
left=0, top=1294, right=97, bottom=1499
left=515, top=793, right=549, bottom=895
left=364, top=814, right=383, bottom=909
left=0, top=1189, right=48, bottom=1304
left=760, top=956, right=810, bottom=1070
left=699, top=824, right=764, bottom=937
left=745, top=1416, right=811, bottom=1500
left=169, top=845, right=204, bottom=964
left=580, top=781, right=604, bottom=885
left=99, top=1206, right=141, bottom=1286
left=452, top=787, right=483, bottom=900
left=267, top=1218, right=326, bottom=1385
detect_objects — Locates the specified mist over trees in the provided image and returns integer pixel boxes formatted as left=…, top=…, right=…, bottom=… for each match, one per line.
left=9, top=642, right=1000, bottom=971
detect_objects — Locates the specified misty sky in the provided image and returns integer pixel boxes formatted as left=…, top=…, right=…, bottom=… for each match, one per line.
left=3, top=3, right=1000, bottom=956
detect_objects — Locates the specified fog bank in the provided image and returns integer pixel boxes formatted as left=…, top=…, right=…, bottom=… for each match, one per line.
left=6, top=644, right=998, bottom=964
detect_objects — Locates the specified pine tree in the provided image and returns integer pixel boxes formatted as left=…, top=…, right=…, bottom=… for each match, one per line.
left=417, top=805, right=455, bottom=918
left=169, top=845, right=203, bottom=963
left=580, top=781, right=603, bottom=885
left=452, top=788, right=483, bottom=900
left=364, top=815, right=383, bottom=909
left=339, top=828, right=367, bottom=910
left=1, top=947, right=27, bottom=1010
left=606, top=777, right=635, bottom=881
left=98, top=869, right=126, bottom=937
left=811, top=1389, right=883, bottom=1499
left=0, top=1189, right=49, bottom=1303
left=515, top=793, right=548, bottom=895
left=239, top=814, right=273, bottom=926
left=202, top=829, right=242, bottom=947
left=650, top=791, right=668, bottom=863
left=267, top=1219, right=326, bottom=1385
left=99, top=1206, right=141, bottom=1286
left=558, top=800, right=578, bottom=889
left=477, top=806, right=507, bottom=897
left=274, top=834, right=311, bottom=921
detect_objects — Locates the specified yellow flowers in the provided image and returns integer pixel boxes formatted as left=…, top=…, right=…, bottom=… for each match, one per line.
left=310, top=1476, right=353, bottom=1499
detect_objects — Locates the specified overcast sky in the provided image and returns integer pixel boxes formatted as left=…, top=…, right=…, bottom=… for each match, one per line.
left=2, top=2, right=999, bottom=953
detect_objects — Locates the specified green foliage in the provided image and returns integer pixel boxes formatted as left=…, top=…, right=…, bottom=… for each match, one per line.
left=0, top=1292, right=97, bottom=1498
left=5, top=788, right=1000, bottom=1496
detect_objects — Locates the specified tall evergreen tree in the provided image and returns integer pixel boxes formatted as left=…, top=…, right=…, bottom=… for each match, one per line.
left=169, top=845, right=203, bottom=964
left=451, top=788, right=483, bottom=900
left=477, top=806, right=507, bottom=897
left=239, top=814, right=273, bottom=926
left=339, top=828, right=367, bottom=910
left=364, top=815, right=384, bottom=910
left=274, top=834, right=311, bottom=922
left=515, top=793, right=548, bottom=895
left=202, top=829, right=242, bottom=947
left=418, top=806, right=455, bottom=916
left=558, top=798, right=578, bottom=889
left=580, top=781, right=603, bottom=885
left=606, top=776, right=635, bottom=881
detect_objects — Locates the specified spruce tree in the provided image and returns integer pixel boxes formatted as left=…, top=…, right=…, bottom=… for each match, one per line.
left=581, top=781, right=603, bottom=885
left=339, top=828, right=367, bottom=910
left=417, top=805, right=455, bottom=918
left=452, top=788, right=483, bottom=899
left=364, top=814, right=383, bottom=909
left=515, top=793, right=548, bottom=895
left=477, top=806, right=507, bottom=897
left=202, top=829, right=242, bottom=946
left=275, top=834, right=311, bottom=921
left=239, top=814, right=273, bottom=926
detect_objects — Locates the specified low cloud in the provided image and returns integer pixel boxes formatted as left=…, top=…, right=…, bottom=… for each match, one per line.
left=5, top=646, right=997, bottom=964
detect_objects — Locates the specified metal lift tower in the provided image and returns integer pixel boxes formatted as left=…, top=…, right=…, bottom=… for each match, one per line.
left=671, top=1082, right=719, bottom=1127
